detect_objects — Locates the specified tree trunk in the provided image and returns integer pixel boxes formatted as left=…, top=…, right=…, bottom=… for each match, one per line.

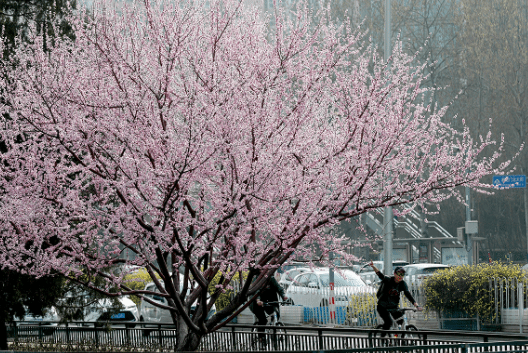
left=175, top=316, right=203, bottom=351
left=0, top=310, right=8, bottom=351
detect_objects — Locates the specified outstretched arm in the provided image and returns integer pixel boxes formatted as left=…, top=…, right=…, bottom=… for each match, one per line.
left=369, top=261, right=384, bottom=280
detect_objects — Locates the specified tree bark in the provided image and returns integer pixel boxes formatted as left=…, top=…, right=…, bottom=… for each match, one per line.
left=0, top=309, right=8, bottom=351
left=175, top=316, right=203, bottom=351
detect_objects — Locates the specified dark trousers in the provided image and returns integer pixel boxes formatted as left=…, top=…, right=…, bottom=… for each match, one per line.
left=250, top=304, right=279, bottom=339
left=377, top=305, right=404, bottom=334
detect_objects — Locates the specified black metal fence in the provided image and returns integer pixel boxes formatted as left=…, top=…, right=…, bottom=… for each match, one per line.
left=7, top=322, right=528, bottom=352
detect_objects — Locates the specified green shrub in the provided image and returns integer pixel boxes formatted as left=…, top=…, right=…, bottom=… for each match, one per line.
left=424, top=262, right=525, bottom=322
left=208, top=270, right=247, bottom=312
left=347, top=292, right=377, bottom=325
left=123, top=268, right=157, bottom=306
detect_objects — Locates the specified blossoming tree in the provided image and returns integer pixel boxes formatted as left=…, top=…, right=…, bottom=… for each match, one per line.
left=0, top=0, right=510, bottom=350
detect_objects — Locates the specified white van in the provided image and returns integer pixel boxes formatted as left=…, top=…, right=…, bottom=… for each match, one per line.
left=84, top=296, right=139, bottom=327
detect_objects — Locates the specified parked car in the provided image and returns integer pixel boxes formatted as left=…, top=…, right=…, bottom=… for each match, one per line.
left=278, top=267, right=311, bottom=292
left=84, top=296, right=139, bottom=327
left=139, top=279, right=215, bottom=331
left=16, top=306, right=59, bottom=335
left=402, top=263, right=450, bottom=287
left=358, top=260, right=410, bottom=285
left=285, top=269, right=375, bottom=307
left=275, top=262, right=313, bottom=280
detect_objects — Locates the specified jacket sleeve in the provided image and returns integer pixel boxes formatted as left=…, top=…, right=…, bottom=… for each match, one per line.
left=270, top=277, right=286, bottom=298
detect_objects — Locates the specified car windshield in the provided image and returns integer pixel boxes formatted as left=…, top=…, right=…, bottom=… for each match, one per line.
left=419, top=267, right=447, bottom=274
left=318, top=274, right=365, bottom=287
left=391, top=263, right=409, bottom=271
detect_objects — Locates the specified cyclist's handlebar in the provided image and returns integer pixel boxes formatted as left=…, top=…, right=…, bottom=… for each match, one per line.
left=259, top=300, right=291, bottom=306
left=387, top=307, right=417, bottom=312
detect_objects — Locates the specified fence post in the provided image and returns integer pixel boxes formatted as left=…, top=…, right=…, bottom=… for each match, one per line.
left=125, top=324, right=131, bottom=345
left=94, top=322, right=99, bottom=348
left=231, top=325, right=236, bottom=351
left=318, top=328, right=323, bottom=350
left=13, top=321, right=18, bottom=343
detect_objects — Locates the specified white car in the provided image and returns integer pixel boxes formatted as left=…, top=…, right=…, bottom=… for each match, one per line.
left=278, top=267, right=311, bottom=292
left=85, top=296, right=139, bottom=327
left=358, top=260, right=410, bottom=285
left=16, top=306, right=59, bottom=335
left=139, top=279, right=215, bottom=329
left=285, top=269, right=375, bottom=307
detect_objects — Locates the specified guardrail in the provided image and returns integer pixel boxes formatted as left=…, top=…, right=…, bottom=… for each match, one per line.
left=8, top=321, right=528, bottom=352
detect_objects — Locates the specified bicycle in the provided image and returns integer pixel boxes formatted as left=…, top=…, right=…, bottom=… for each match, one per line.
left=370, top=307, right=424, bottom=347
left=250, top=301, right=289, bottom=350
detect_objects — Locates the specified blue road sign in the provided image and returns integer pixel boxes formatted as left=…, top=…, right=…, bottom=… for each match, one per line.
left=493, top=175, right=526, bottom=189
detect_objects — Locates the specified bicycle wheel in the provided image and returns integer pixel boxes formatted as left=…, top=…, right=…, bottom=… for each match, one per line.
left=401, top=324, right=423, bottom=346
left=371, top=324, right=388, bottom=347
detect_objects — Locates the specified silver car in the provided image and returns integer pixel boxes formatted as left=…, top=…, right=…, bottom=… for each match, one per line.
left=278, top=267, right=311, bottom=292
left=286, top=269, right=375, bottom=307
left=139, top=279, right=215, bottom=332
left=402, top=263, right=449, bottom=287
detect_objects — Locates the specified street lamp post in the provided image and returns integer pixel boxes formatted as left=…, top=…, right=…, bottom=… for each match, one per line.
left=383, top=0, right=394, bottom=275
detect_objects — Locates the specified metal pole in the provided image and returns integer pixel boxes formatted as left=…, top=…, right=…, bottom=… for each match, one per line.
left=329, top=252, right=336, bottom=326
left=519, top=281, right=524, bottom=334
left=524, top=183, right=528, bottom=262
left=384, top=206, right=394, bottom=275
left=384, top=0, right=391, bottom=60
left=383, top=0, right=393, bottom=275
left=466, top=186, right=473, bottom=265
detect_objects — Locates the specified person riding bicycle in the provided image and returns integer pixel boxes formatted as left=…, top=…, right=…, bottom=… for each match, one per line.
left=249, top=273, right=288, bottom=344
left=369, top=261, right=422, bottom=333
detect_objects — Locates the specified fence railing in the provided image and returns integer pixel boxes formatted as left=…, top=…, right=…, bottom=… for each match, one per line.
left=281, top=283, right=428, bottom=327
left=489, top=277, right=528, bottom=332
left=279, top=277, right=528, bottom=330
left=9, top=275, right=528, bottom=350
left=8, top=322, right=528, bottom=352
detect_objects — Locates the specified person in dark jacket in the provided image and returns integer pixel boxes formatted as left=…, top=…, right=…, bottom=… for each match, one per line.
left=369, top=261, right=422, bottom=333
left=250, top=274, right=288, bottom=343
